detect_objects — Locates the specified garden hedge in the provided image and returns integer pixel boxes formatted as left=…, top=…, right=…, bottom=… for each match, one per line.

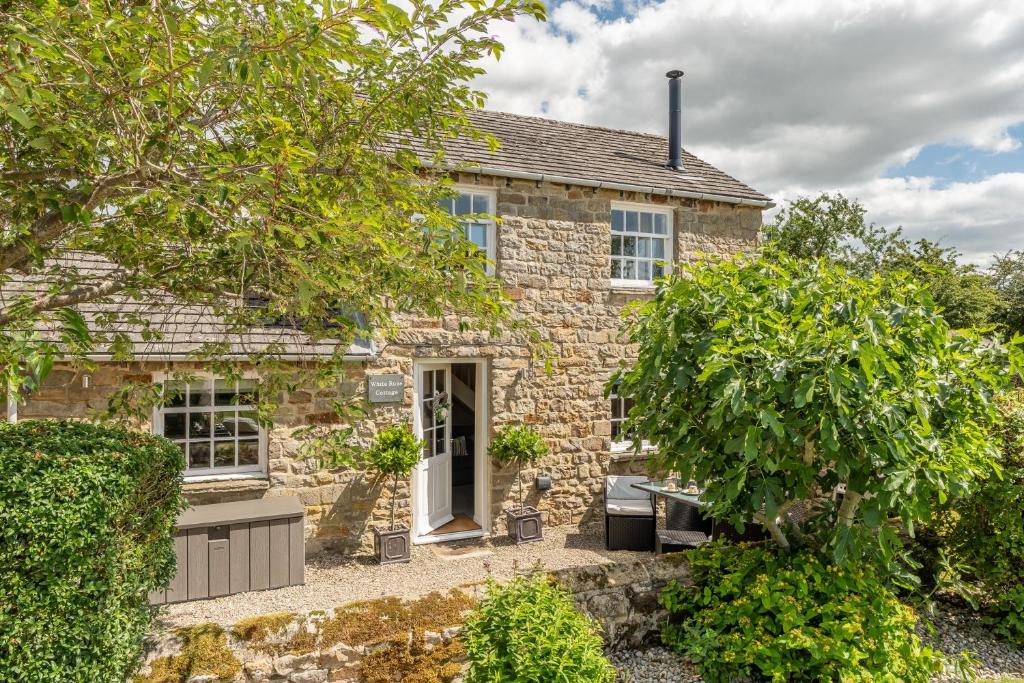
left=0, top=420, right=185, bottom=681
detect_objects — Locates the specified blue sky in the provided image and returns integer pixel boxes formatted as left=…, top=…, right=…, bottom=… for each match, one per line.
left=477, top=0, right=1024, bottom=263
left=887, top=123, right=1024, bottom=187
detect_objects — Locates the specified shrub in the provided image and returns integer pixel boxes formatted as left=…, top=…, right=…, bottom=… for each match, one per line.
left=661, top=543, right=944, bottom=683
left=488, top=424, right=549, bottom=512
left=615, top=252, right=1017, bottom=567
left=947, top=390, right=1024, bottom=644
left=0, top=420, right=185, bottom=681
left=463, top=574, right=615, bottom=683
left=364, top=425, right=422, bottom=530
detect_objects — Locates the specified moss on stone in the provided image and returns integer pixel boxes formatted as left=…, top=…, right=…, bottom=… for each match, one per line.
left=134, top=624, right=241, bottom=683
left=358, top=637, right=465, bottom=683
left=320, top=590, right=475, bottom=648
left=231, top=611, right=297, bottom=649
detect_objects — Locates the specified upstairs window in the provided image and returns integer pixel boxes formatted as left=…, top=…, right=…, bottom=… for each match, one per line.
left=439, top=189, right=497, bottom=271
left=610, top=204, right=672, bottom=286
left=154, top=376, right=266, bottom=479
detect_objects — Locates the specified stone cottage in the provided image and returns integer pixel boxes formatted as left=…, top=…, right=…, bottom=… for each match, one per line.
left=6, top=75, right=772, bottom=557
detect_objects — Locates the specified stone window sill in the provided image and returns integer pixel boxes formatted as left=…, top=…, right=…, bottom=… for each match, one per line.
left=183, top=476, right=270, bottom=495
left=610, top=443, right=657, bottom=462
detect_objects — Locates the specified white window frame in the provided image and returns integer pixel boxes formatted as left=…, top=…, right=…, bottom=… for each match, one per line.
left=609, top=379, right=655, bottom=454
left=610, top=201, right=673, bottom=288
left=152, top=372, right=268, bottom=480
left=441, top=186, right=498, bottom=273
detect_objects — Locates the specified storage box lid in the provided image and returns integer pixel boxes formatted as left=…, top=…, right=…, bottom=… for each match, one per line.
left=176, top=497, right=304, bottom=530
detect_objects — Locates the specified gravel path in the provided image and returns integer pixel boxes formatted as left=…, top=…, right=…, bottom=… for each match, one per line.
left=157, top=526, right=644, bottom=629
left=611, top=602, right=1024, bottom=683
left=922, top=600, right=1024, bottom=681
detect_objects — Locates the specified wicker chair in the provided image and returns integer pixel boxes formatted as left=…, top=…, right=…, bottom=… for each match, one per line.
left=604, top=475, right=656, bottom=551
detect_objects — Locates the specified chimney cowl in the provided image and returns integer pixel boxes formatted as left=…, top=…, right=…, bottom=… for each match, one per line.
left=666, top=70, right=684, bottom=171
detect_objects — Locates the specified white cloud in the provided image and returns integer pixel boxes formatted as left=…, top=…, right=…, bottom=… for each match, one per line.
left=478, top=0, right=1024, bottom=260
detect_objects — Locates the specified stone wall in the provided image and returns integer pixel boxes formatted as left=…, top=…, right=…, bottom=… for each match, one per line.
left=17, top=173, right=761, bottom=556
left=132, top=556, right=693, bottom=682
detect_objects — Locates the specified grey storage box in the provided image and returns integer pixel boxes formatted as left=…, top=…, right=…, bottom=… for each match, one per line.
left=149, top=497, right=305, bottom=604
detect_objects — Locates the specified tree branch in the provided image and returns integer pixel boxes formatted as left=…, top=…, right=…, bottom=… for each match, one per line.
left=836, top=489, right=863, bottom=527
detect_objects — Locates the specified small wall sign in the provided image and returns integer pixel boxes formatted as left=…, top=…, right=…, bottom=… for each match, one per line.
left=367, top=374, right=405, bottom=404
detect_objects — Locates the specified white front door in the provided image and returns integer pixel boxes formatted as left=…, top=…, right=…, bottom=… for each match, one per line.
left=415, top=365, right=453, bottom=535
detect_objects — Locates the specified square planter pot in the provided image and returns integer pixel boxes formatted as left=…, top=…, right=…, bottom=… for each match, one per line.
left=373, top=525, right=411, bottom=565
left=506, top=506, right=543, bottom=544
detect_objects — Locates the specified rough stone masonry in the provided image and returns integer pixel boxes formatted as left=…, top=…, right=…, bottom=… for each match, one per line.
left=21, top=173, right=760, bottom=556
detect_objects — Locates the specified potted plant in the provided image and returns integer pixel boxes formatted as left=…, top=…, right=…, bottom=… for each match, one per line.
left=489, top=424, right=549, bottom=544
left=365, top=425, right=422, bottom=564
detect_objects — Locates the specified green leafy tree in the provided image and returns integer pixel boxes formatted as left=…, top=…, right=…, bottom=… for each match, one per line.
left=613, top=253, right=1020, bottom=571
left=991, top=249, right=1024, bottom=336
left=488, top=423, right=548, bottom=512
left=0, top=0, right=544, bottom=417
left=886, top=239, right=1001, bottom=330
left=762, top=192, right=903, bottom=274
left=764, top=193, right=1001, bottom=331
left=364, top=425, right=422, bottom=530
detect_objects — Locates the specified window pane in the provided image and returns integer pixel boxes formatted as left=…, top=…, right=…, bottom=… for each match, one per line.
left=434, top=432, right=444, bottom=456
left=638, top=261, right=651, bottom=281
left=423, top=371, right=433, bottom=396
left=622, top=260, right=636, bottom=279
left=652, top=239, right=665, bottom=259
left=189, top=413, right=211, bottom=439
left=455, top=193, right=471, bottom=215
left=611, top=210, right=624, bottom=231
left=214, top=440, right=236, bottom=468
left=638, top=238, right=650, bottom=258
left=422, top=431, right=433, bottom=458
left=611, top=235, right=622, bottom=256
left=237, top=380, right=258, bottom=406
left=654, top=213, right=667, bottom=234
left=225, top=410, right=260, bottom=437
left=164, top=414, right=186, bottom=439
left=214, top=379, right=237, bottom=406
left=466, top=224, right=487, bottom=249
left=653, top=263, right=665, bottom=278
left=640, top=212, right=653, bottom=233
left=472, top=194, right=489, bottom=213
left=623, top=236, right=636, bottom=257
left=625, top=212, right=638, bottom=232
left=611, top=399, right=622, bottom=420
left=434, top=370, right=445, bottom=393
left=438, top=197, right=454, bottom=213
left=189, top=442, right=210, bottom=469
left=611, top=259, right=621, bottom=279
left=188, top=381, right=211, bottom=407
left=238, top=439, right=260, bottom=466
left=165, top=382, right=186, bottom=408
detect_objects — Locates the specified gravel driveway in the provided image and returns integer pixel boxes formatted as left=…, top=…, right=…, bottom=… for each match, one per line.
left=156, top=525, right=644, bottom=629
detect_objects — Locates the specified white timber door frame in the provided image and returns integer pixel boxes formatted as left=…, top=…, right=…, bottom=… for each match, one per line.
left=412, top=358, right=490, bottom=544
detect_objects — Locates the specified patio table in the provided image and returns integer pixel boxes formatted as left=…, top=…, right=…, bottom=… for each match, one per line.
left=631, top=479, right=717, bottom=537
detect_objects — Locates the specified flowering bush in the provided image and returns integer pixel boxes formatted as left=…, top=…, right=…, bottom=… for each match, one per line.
left=661, top=543, right=944, bottom=683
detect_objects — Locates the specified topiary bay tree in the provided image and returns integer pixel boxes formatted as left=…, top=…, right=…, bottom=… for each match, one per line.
left=613, top=252, right=1021, bottom=571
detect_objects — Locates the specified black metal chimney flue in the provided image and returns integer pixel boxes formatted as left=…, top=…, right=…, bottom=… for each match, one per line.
left=666, top=69, right=684, bottom=170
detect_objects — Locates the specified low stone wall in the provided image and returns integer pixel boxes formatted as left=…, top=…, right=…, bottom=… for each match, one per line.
left=134, top=555, right=691, bottom=682
left=552, top=554, right=691, bottom=648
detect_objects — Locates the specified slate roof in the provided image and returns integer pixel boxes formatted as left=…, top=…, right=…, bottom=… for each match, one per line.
left=1, top=252, right=373, bottom=360
left=414, top=109, right=772, bottom=205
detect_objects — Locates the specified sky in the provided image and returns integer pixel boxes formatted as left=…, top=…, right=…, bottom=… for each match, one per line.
left=475, top=0, right=1024, bottom=264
